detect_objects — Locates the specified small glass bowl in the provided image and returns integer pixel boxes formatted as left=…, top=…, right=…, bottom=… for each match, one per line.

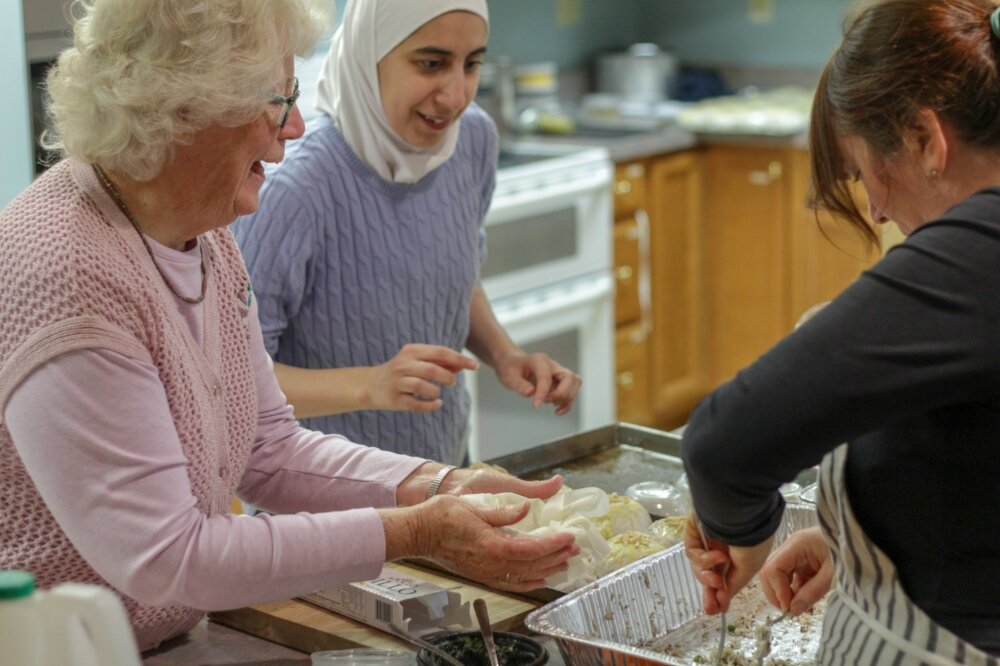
left=779, top=482, right=802, bottom=502
left=624, top=481, right=690, bottom=516
left=311, top=648, right=414, bottom=665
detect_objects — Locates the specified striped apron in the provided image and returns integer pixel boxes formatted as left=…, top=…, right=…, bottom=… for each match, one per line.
left=815, top=445, right=998, bottom=665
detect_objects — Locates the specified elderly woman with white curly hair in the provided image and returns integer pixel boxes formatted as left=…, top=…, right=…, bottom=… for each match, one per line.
left=0, top=0, right=577, bottom=652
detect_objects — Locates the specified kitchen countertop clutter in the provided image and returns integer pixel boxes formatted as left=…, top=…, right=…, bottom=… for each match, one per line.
left=142, top=424, right=823, bottom=665
left=515, top=85, right=813, bottom=164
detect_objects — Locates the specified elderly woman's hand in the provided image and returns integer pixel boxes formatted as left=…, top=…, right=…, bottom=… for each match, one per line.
left=395, top=464, right=564, bottom=506
left=758, top=527, right=833, bottom=616
left=380, top=495, right=579, bottom=593
left=443, top=468, right=564, bottom=501
left=494, top=351, right=582, bottom=416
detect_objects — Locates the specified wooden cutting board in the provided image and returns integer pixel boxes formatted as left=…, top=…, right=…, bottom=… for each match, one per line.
left=209, top=562, right=540, bottom=654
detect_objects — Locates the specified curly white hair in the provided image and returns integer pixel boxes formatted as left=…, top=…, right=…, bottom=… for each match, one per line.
left=43, top=0, right=333, bottom=181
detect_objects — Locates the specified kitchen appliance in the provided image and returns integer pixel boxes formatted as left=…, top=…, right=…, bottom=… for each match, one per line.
left=468, top=143, right=615, bottom=462
left=596, top=43, right=679, bottom=103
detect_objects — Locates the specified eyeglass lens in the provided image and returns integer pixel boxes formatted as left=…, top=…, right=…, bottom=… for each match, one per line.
left=277, top=78, right=299, bottom=129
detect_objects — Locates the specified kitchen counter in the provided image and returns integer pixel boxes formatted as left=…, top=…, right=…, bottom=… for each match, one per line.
left=141, top=616, right=569, bottom=665
left=142, top=558, right=571, bottom=665
left=517, top=122, right=808, bottom=163
left=524, top=122, right=698, bottom=162
left=142, top=618, right=309, bottom=665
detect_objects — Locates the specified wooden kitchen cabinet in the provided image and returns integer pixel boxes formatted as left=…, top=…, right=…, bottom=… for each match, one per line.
left=704, top=146, right=793, bottom=386
left=612, top=161, right=654, bottom=425
left=612, top=153, right=707, bottom=429
left=613, top=217, right=642, bottom=326
left=611, top=142, right=879, bottom=428
left=646, top=151, right=709, bottom=429
left=788, top=150, right=881, bottom=319
left=615, top=321, right=652, bottom=426
left=704, top=145, right=880, bottom=388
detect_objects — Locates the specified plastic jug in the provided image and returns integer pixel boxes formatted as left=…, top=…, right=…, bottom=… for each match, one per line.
left=0, top=570, right=142, bottom=666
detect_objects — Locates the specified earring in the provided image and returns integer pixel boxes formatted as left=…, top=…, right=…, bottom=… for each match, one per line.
left=929, top=168, right=939, bottom=178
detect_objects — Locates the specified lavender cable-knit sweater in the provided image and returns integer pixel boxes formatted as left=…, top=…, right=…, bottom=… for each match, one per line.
left=233, top=104, right=498, bottom=464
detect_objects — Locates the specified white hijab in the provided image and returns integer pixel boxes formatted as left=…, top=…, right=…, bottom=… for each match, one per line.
left=315, top=0, right=490, bottom=184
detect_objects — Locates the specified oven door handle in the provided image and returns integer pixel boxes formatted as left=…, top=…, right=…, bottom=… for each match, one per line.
left=487, top=169, right=612, bottom=224
left=492, top=274, right=613, bottom=327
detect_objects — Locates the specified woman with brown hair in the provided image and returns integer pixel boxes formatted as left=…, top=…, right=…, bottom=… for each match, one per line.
left=682, top=0, right=1000, bottom=662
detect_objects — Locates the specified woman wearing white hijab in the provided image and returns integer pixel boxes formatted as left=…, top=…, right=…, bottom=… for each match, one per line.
left=234, top=0, right=582, bottom=466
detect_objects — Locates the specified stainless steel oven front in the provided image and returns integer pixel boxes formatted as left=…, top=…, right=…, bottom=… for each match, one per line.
left=468, top=143, right=615, bottom=462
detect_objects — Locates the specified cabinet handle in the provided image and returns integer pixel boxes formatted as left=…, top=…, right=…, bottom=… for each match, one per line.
left=615, top=265, right=634, bottom=282
left=747, top=160, right=782, bottom=187
left=748, top=161, right=783, bottom=186
left=617, top=371, right=635, bottom=389
left=614, top=180, right=633, bottom=196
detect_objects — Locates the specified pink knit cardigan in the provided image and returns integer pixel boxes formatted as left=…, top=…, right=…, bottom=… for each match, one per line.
left=0, top=160, right=260, bottom=648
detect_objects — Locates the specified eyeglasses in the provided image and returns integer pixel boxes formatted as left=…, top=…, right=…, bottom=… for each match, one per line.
left=269, top=76, right=300, bottom=129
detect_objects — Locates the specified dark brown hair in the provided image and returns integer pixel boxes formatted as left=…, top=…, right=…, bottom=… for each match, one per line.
left=810, top=0, right=1000, bottom=243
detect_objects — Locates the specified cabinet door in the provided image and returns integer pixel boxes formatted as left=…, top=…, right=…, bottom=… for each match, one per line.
left=615, top=322, right=653, bottom=425
left=613, top=217, right=642, bottom=326
left=704, top=146, right=790, bottom=387
left=613, top=162, right=647, bottom=219
left=788, top=150, right=880, bottom=323
left=647, top=150, right=708, bottom=428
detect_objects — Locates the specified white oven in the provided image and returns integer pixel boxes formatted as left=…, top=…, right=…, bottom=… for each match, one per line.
left=468, top=143, right=616, bottom=462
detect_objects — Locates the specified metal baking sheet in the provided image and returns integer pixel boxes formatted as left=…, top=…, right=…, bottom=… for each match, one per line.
left=487, top=423, right=818, bottom=506
left=525, top=505, right=822, bottom=666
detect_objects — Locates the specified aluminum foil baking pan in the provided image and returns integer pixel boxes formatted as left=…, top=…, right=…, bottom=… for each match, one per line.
left=525, top=504, right=821, bottom=666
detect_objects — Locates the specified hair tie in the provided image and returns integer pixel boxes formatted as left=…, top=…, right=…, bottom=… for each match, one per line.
left=991, top=7, right=1000, bottom=40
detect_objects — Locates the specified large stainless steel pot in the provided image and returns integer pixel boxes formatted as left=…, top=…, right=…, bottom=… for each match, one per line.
left=596, top=43, right=678, bottom=102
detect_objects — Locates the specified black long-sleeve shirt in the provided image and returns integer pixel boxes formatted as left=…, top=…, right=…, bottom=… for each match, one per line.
left=682, top=188, right=1000, bottom=651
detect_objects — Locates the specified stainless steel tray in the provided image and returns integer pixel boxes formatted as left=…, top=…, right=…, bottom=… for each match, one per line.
left=525, top=504, right=821, bottom=666
left=489, top=423, right=688, bottom=496
left=488, top=423, right=818, bottom=504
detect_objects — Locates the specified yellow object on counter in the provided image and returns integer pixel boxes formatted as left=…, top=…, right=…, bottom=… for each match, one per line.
left=536, top=111, right=576, bottom=135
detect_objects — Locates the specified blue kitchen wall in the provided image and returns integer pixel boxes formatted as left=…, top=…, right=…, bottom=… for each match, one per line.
left=485, top=0, right=645, bottom=69
left=332, top=1, right=849, bottom=72
left=325, top=0, right=644, bottom=69
left=633, top=0, right=852, bottom=70
left=485, top=0, right=853, bottom=71
left=3, top=1, right=33, bottom=209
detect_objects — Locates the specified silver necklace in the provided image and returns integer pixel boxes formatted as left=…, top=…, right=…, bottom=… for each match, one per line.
left=93, top=164, right=207, bottom=305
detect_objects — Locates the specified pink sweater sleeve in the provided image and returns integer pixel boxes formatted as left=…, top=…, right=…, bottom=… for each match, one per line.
left=237, top=296, right=428, bottom=515
left=3, top=303, right=427, bottom=611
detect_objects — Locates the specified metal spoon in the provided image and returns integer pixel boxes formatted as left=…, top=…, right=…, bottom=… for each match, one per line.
left=474, top=598, right=501, bottom=666
left=696, top=521, right=728, bottom=666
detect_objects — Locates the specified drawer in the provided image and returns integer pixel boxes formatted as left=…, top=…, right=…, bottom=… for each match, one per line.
left=615, top=322, right=651, bottom=425
left=613, top=217, right=642, bottom=326
left=612, top=162, right=647, bottom=218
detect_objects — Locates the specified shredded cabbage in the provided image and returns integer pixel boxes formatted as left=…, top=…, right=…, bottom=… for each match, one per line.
left=590, top=493, right=652, bottom=539
left=597, top=530, right=668, bottom=577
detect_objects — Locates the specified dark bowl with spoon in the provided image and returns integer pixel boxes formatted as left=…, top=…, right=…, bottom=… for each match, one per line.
left=415, top=631, right=548, bottom=666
